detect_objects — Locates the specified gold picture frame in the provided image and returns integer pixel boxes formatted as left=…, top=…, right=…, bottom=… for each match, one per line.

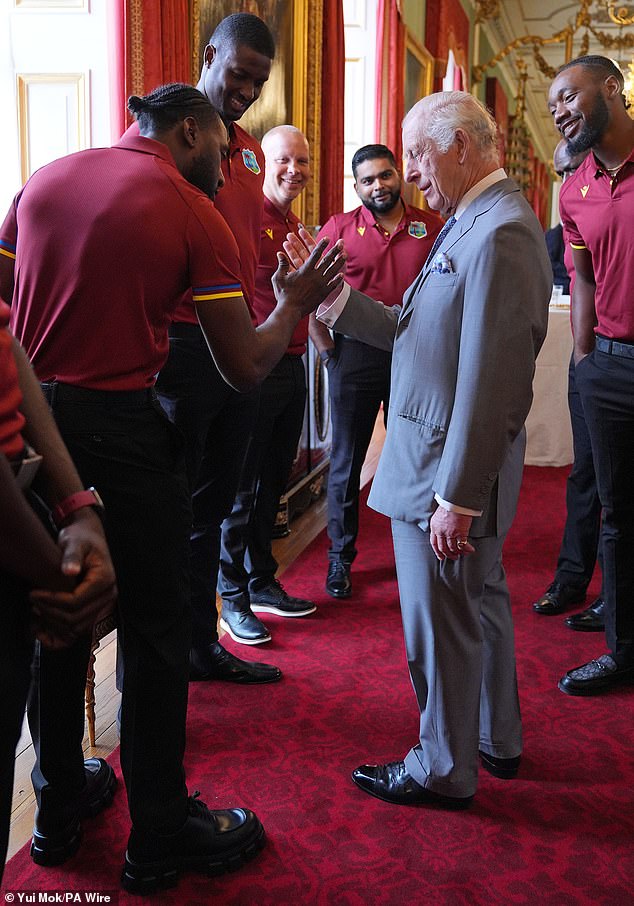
left=402, top=31, right=434, bottom=208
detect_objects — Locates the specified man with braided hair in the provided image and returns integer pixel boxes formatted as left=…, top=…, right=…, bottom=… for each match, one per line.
left=0, top=83, right=344, bottom=892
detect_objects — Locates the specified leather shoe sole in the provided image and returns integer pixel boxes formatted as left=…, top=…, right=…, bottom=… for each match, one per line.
left=478, top=750, right=521, bottom=779
left=189, top=643, right=281, bottom=684
left=31, top=759, right=117, bottom=866
left=351, top=762, right=472, bottom=809
left=558, top=655, right=634, bottom=697
left=219, top=616, right=271, bottom=646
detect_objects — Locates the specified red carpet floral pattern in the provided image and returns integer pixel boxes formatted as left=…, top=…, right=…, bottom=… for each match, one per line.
left=3, top=467, right=633, bottom=904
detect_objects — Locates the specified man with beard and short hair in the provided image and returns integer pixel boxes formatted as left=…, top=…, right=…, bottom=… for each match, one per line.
left=155, top=13, right=284, bottom=678
left=309, top=144, right=442, bottom=599
left=533, top=139, right=607, bottom=632
left=548, top=55, right=634, bottom=695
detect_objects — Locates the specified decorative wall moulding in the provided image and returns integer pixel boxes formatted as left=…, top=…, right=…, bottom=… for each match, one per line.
left=14, top=0, right=89, bottom=10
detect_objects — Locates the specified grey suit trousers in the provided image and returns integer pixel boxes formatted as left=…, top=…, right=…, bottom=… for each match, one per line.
left=392, top=519, right=522, bottom=798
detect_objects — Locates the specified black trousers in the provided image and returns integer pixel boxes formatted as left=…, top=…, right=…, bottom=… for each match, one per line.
left=0, top=570, right=33, bottom=881
left=156, top=324, right=259, bottom=655
left=575, top=348, right=634, bottom=666
left=554, top=357, right=602, bottom=590
left=326, top=335, right=391, bottom=563
left=34, top=384, right=193, bottom=831
left=218, top=354, right=307, bottom=604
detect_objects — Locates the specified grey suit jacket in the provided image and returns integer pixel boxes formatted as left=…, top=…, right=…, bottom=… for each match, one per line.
left=331, top=178, right=551, bottom=537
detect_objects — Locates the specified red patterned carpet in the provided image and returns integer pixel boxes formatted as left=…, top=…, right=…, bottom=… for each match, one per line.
left=3, top=466, right=634, bottom=904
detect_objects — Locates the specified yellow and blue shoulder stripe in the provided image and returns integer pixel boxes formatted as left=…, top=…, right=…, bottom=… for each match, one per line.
left=192, top=282, right=242, bottom=302
left=0, top=239, right=16, bottom=260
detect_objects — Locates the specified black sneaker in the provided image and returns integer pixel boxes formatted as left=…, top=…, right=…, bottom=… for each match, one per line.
left=250, top=579, right=316, bottom=617
left=219, top=607, right=271, bottom=645
left=532, top=581, right=585, bottom=615
left=31, top=758, right=117, bottom=865
left=122, top=792, right=265, bottom=894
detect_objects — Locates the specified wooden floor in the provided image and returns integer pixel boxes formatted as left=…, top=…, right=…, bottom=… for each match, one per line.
left=8, top=416, right=386, bottom=861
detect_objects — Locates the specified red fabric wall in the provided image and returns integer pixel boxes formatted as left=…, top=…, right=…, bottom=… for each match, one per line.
left=320, top=0, right=345, bottom=222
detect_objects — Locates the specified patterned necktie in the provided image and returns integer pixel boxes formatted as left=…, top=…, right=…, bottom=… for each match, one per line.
left=425, top=215, right=456, bottom=267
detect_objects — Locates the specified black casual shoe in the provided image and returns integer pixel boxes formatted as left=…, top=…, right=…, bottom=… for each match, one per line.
left=31, top=758, right=117, bottom=866
left=220, top=606, right=271, bottom=645
left=558, top=654, right=634, bottom=696
left=564, top=597, right=606, bottom=632
left=351, top=761, right=472, bottom=809
left=250, top=579, right=316, bottom=617
left=189, top=641, right=282, bottom=684
left=326, top=560, right=351, bottom=599
left=121, top=792, right=265, bottom=894
left=478, top=750, right=521, bottom=779
left=532, top=581, right=586, bottom=615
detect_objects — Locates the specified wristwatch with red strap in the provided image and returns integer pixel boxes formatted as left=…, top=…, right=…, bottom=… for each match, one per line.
left=51, top=487, right=105, bottom=530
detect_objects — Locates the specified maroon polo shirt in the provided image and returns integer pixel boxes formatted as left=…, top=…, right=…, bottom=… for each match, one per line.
left=320, top=201, right=443, bottom=306
left=0, top=300, right=25, bottom=458
left=172, top=121, right=265, bottom=325
left=253, top=196, right=308, bottom=355
left=560, top=146, right=634, bottom=341
left=0, top=133, right=242, bottom=390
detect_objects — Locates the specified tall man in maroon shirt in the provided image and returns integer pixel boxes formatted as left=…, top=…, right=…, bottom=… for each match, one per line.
left=310, top=145, right=442, bottom=598
left=548, top=55, right=634, bottom=695
left=156, top=13, right=282, bottom=682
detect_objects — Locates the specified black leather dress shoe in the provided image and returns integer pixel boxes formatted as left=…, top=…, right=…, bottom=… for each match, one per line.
left=122, top=792, right=265, bottom=894
left=189, top=641, right=282, bottom=684
left=250, top=579, right=316, bottom=617
left=478, top=750, right=521, bottom=779
left=532, top=581, right=586, bottom=615
left=564, top=597, right=605, bottom=632
left=31, top=758, right=117, bottom=865
left=326, top=560, right=352, bottom=598
left=558, top=654, right=634, bottom=696
left=219, top=607, right=271, bottom=645
left=351, top=761, right=472, bottom=809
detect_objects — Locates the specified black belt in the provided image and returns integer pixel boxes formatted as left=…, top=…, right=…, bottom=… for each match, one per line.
left=40, top=381, right=156, bottom=406
left=595, top=336, right=634, bottom=360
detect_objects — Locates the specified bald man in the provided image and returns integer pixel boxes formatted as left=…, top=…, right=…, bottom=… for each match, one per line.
left=532, top=140, right=605, bottom=631
left=217, top=126, right=317, bottom=645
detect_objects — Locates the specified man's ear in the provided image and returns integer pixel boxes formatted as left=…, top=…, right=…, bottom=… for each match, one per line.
left=182, top=116, right=199, bottom=149
left=454, top=128, right=469, bottom=164
left=604, top=74, right=622, bottom=101
left=204, top=44, right=217, bottom=68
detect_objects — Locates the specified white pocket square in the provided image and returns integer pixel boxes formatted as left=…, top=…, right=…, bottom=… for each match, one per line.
left=430, top=252, right=454, bottom=274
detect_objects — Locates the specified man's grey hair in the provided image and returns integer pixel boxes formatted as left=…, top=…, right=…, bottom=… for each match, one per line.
left=403, top=91, right=499, bottom=163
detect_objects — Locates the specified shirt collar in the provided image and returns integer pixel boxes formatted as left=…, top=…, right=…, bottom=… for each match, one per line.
left=591, top=144, right=634, bottom=179
left=116, top=129, right=178, bottom=168
left=359, top=197, right=410, bottom=229
left=455, top=168, right=507, bottom=219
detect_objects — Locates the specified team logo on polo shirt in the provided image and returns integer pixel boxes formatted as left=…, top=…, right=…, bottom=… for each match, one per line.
left=242, top=148, right=261, bottom=174
left=357, top=226, right=366, bottom=236
left=408, top=221, right=428, bottom=239
left=580, top=185, right=589, bottom=198
left=265, top=228, right=274, bottom=239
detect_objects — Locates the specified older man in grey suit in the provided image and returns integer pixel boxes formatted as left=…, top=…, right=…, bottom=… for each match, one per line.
left=288, top=92, right=550, bottom=808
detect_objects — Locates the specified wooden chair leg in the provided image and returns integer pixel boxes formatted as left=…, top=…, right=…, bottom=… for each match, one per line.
left=85, top=641, right=98, bottom=749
